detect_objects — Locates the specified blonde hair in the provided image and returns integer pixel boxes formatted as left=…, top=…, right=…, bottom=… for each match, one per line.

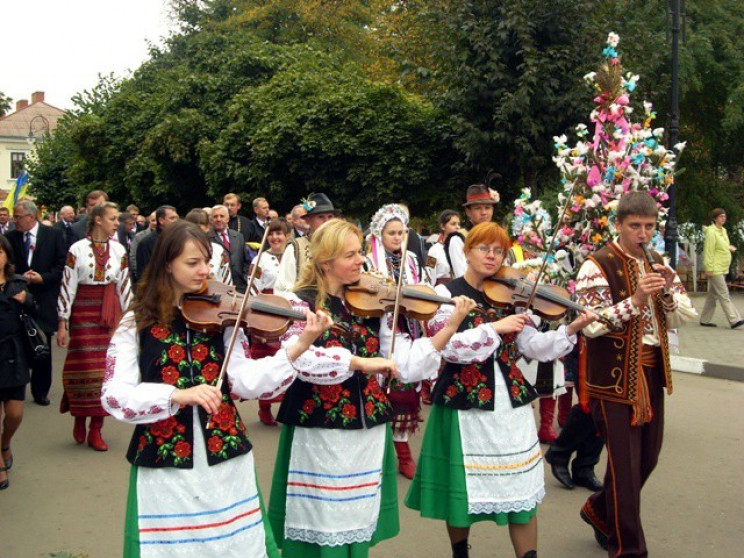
left=293, top=218, right=362, bottom=310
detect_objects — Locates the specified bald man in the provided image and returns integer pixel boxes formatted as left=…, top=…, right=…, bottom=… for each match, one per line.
left=53, top=205, right=77, bottom=249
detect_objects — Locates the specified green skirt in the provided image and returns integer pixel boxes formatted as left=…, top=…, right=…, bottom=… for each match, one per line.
left=404, top=404, right=536, bottom=527
left=267, top=423, right=400, bottom=558
left=123, top=465, right=280, bottom=558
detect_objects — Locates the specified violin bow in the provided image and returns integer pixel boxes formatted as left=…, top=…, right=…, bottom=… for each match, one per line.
left=213, top=224, right=272, bottom=393
left=386, top=228, right=410, bottom=393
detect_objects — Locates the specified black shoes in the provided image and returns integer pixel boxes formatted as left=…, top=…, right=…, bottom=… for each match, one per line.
left=451, top=539, right=470, bottom=558
left=580, top=508, right=608, bottom=550
left=34, top=397, right=50, bottom=406
left=572, top=469, right=603, bottom=492
left=699, top=322, right=717, bottom=327
left=732, top=320, right=744, bottom=330
left=544, top=448, right=575, bottom=489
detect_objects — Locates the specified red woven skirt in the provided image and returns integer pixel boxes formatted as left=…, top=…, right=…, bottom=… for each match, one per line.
left=60, top=284, right=114, bottom=417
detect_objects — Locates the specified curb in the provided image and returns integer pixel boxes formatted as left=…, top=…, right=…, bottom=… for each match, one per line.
left=671, top=355, right=744, bottom=382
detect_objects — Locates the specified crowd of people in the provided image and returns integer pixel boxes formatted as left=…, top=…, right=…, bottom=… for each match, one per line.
left=0, top=185, right=707, bottom=558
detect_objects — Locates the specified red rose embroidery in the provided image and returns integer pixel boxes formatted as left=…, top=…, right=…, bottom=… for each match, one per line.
left=365, top=337, right=379, bottom=353
left=365, top=401, right=375, bottom=416
left=212, top=404, right=235, bottom=431
left=365, top=378, right=381, bottom=396
left=342, top=403, right=357, bottom=419
left=473, top=316, right=484, bottom=327
left=478, top=388, right=492, bottom=402
left=191, top=344, right=208, bottom=362
left=510, top=385, right=521, bottom=399
left=342, top=389, right=351, bottom=398
left=207, top=436, right=223, bottom=453
left=150, top=416, right=177, bottom=438
left=201, top=362, right=219, bottom=382
left=156, top=437, right=165, bottom=446
left=168, top=345, right=186, bottom=363
left=326, top=339, right=343, bottom=348
left=151, top=325, right=170, bottom=340
left=229, top=427, right=238, bottom=436
left=161, top=366, right=179, bottom=385
left=177, top=424, right=186, bottom=434
left=460, top=366, right=480, bottom=388
left=137, top=435, right=147, bottom=452
left=302, top=400, right=316, bottom=415
left=446, top=385, right=458, bottom=399
left=319, top=384, right=343, bottom=404
left=174, top=441, right=191, bottom=459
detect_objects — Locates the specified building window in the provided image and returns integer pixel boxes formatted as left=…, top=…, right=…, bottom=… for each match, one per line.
left=10, top=152, right=27, bottom=179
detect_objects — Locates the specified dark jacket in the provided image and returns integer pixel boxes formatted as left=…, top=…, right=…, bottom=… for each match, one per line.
left=136, top=229, right=160, bottom=281
left=0, top=275, right=34, bottom=388
left=53, top=220, right=77, bottom=250
left=209, top=229, right=250, bottom=292
left=5, top=224, right=66, bottom=333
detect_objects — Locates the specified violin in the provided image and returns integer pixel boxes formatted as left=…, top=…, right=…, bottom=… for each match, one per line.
left=182, top=280, right=305, bottom=341
left=344, top=272, right=453, bottom=321
left=484, top=266, right=616, bottom=329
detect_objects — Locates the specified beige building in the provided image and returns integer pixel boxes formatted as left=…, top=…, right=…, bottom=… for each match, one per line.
left=0, top=91, right=65, bottom=205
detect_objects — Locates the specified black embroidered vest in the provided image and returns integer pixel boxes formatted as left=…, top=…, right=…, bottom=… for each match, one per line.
left=277, top=289, right=394, bottom=429
left=431, top=278, right=539, bottom=411
left=126, top=314, right=252, bottom=468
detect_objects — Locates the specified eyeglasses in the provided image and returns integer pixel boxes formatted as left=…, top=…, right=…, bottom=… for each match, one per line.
left=13, top=214, right=32, bottom=221
left=475, top=245, right=505, bottom=257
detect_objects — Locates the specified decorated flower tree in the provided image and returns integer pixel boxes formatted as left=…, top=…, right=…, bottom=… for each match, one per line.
left=552, top=32, right=685, bottom=270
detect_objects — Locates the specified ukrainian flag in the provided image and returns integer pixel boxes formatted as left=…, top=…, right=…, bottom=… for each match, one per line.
left=2, top=170, right=29, bottom=212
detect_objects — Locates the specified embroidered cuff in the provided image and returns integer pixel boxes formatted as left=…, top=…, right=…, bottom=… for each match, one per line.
left=167, top=387, right=180, bottom=416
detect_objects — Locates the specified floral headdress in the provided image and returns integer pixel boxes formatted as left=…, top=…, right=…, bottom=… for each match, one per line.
left=368, top=203, right=409, bottom=240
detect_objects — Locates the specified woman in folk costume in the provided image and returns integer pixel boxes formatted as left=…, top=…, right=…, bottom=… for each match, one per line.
left=101, top=221, right=333, bottom=558
left=426, top=209, right=462, bottom=286
left=363, top=203, right=429, bottom=478
left=57, top=202, right=132, bottom=451
left=184, top=209, right=233, bottom=285
left=248, top=217, right=291, bottom=426
left=405, top=222, right=597, bottom=558
left=267, top=218, right=475, bottom=558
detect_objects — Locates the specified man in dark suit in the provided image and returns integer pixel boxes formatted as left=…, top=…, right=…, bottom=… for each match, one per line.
left=53, top=205, right=77, bottom=250
left=245, top=196, right=270, bottom=244
left=7, top=200, right=67, bottom=405
left=71, top=189, right=108, bottom=242
left=0, top=207, right=15, bottom=235
left=210, top=205, right=250, bottom=292
left=116, top=212, right=136, bottom=252
left=223, top=193, right=252, bottom=238
left=136, top=205, right=179, bottom=281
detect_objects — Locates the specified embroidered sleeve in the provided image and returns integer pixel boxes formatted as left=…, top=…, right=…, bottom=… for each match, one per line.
left=274, top=244, right=297, bottom=299
left=575, top=259, right=640, bottom=338
left=57, top=244, right=80, bottom=321
left=275, top=294, right=355, bottom=385
left=223, top=327, right=299, bottom=400
left=101, top=313, right=179, bottom=424
left=663, top=272, right=698, bottom=329
left=377, top=312, right=442, bottom=382
left=517, top=323, right=576, bottom=361
left=428, top=300, right=500, bottom=364
left=116, top=251, right=132, bottom=312
left=219, top=247, right=234, bottom=285
left=447, top=235, right=467, bottom=278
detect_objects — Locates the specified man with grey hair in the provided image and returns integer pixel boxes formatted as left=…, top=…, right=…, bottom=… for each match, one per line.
left=53, top=205, right=77, bottom=249
left=6, top=200, right=67, bottom=405
left=290, top=204, right=309, bottom=239
left=211, top=204, right=250, bottom=292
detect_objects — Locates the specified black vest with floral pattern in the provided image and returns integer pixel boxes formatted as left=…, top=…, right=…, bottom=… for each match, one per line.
left=277, top=289, right=394, bottom=429
left=126, top=314, right=252, bottom=468
left=431, top=278, right=539, bottom=411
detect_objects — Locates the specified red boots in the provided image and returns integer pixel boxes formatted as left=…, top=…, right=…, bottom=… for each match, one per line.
left=87, top=417, right=108, bottom=451
left=394, top=441, right=416, bottom=479
left=557, top=387, right=574, bottom=427
left=73, top=417, right=87, bottom=444
left=537, top=398, right=558, bottom=444
left=258, top=401, right=278, bottom=426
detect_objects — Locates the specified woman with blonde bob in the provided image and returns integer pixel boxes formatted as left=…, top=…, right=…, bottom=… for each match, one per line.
left=268, top=218, right=476, bottom=558
left=405, top=222, right=598, bottom=558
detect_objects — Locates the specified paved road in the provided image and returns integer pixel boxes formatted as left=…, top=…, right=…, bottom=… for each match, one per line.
left=2, top=347, right=743, bottom=557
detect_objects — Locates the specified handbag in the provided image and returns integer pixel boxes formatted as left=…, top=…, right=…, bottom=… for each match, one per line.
left=19, top=311, right=50, bottom=362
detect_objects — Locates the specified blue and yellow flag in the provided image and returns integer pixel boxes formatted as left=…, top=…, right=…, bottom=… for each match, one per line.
left=2, top=170, right=29, bottom=213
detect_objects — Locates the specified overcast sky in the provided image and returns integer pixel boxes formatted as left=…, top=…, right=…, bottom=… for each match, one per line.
left=1, top=0, right=174, bottom=110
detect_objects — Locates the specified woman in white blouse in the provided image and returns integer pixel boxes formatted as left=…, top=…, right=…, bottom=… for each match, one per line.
left=57, top=202, right=131, bottom=451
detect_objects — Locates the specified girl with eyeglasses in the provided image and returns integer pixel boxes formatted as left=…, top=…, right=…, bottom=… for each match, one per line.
left=405, top=222, right=597, bottom=558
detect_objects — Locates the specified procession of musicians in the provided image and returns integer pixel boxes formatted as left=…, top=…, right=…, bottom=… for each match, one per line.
left=0, top=183, right=700, bottom=558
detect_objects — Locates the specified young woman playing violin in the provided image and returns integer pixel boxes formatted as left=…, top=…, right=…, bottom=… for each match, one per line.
left=101, top=221, right=333, bottom=558
left=405, top=222, right=598, bottom=558
left=363, top=203, right=428, bottom=478
left=267, top=218, right=475, bottom=558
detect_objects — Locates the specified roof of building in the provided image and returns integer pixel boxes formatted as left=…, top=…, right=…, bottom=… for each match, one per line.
left=0, top=101, right=66, bottom=140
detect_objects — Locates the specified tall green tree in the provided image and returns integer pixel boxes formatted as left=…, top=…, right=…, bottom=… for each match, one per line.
left=0, top=92, right=12, bottom=117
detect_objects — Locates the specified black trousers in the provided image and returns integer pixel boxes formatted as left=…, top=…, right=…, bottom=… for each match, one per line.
left=549, top=404, right=604, bottom=473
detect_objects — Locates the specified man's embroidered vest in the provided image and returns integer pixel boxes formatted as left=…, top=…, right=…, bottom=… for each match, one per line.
left=126, top=315, right=252, bottom=468
left=292, top=236, right=311, bottom=278
left=277, top=290, right=394, bottom=429
left=431, top=278, right=538, bottom=411
left=584, top=244, right=673, bottom=405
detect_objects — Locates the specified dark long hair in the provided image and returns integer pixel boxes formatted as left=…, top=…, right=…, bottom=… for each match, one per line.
left=0, top=235, right=15, bottom=279
left=131, top=221, right=212, bottom=331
